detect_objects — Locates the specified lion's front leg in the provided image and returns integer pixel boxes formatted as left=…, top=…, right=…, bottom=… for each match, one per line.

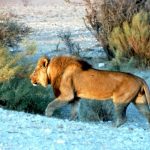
left=45, top=99, right=68, bottom=117
left=45, top=92, right=74, bottom=117
left=45, top=72, right=75, bottom=117
left=70, top=100, right=79, bottom=120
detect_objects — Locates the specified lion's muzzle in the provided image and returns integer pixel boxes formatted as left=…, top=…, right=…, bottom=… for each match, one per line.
left=30, top=74, right=38, bottom=86
left=32, top=83, right=38, bottom=86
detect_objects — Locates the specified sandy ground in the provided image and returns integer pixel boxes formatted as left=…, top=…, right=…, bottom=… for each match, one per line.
left=0, top=104, right=150, bottom=150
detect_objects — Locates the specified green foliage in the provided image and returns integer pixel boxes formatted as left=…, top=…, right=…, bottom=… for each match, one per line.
left=0, top=40, right=56, bottom=115
left=0, top=77, right=54, bottom=114
left=0, top=41, right=60, bottom=115
left=0, top=11, right=58, bottom=116
left=109, top=11, right=150, bottom=67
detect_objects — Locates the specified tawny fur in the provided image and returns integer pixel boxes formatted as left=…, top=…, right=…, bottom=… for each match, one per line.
left=30, top=55, right=150, bottom=127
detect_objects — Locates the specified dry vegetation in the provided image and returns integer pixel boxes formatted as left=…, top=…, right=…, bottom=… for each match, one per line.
left=0, top=13, right=31, bottom=48
left=57, top=31, right=81, bottom=56
left=84, top=0, right=150, bottom=67
left=109, top=11, right=150, bottom=67
left=0, top=11, right=34, bottom=81
left=0, top=47, right=21, bottom=82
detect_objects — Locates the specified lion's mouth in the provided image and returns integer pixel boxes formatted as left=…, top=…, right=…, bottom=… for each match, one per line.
left=31, top=81, right=38, bottom=86
left=33, top=83, right=38, bottom=86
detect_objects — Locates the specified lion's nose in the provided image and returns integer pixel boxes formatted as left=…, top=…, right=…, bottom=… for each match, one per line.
left=30, top=75, right=38, bottom=86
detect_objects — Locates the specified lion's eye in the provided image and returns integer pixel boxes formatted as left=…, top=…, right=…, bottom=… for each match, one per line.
left=41, top=64, right=46, bottom=68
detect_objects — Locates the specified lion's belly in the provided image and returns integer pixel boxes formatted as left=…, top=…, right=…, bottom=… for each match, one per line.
left=78, top=92, right=113, bottom=100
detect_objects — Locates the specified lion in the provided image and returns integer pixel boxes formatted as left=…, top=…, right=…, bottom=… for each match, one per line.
left=30, top=55, right=150, bottom=127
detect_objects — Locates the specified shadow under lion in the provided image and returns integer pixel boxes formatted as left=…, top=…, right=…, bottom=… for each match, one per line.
left=53, top=98, right=149, bottom=128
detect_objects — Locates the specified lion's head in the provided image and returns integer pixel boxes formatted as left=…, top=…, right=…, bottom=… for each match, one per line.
left=30, top=57, right=50, bottom=87
left=30, top=55, right=91, bottom=89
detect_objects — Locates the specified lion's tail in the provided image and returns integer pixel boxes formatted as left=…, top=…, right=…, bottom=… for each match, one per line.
left=141, top=79, right=150, bottom=108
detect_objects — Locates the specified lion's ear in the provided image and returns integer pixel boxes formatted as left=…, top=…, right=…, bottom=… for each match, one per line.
left=42, top=58, right=48, bottom=67
left=39, top=57, right=49, bottom=68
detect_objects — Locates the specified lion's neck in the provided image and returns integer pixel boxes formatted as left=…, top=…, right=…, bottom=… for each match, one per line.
left=47, top=65, right=51, bottom=84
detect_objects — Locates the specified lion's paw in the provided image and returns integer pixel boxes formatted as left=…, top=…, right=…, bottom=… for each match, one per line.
left=45, top=109, right=53, bottom=117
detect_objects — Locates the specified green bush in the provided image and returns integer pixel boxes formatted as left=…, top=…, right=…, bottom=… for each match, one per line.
left=0, top=77, right=54, bottom=114
left=109, top=11, right=150, bottom=67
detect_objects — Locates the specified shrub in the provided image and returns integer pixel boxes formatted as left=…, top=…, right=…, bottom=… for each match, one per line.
left=0, top=40, right=37, bottom=82
left=0, top=12, right=33, bottom=80
left=0, top=14, right=31, bottom=48
left=0, top=47, right=21, bottom=82
left=84, top=0, right=148, bottom=60
left=0, top=77, right=53, bottom=114
left=57, top=31, right=81, bottom=56
left=109, top=11, right=150, bottom=67
left=0, top=11, right=62, bottom=116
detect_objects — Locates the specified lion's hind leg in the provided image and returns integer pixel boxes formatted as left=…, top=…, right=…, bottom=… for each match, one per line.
left=113, top=92, right=132, bottom=127
left=113, top=103, right=129, bottom=127
left=133, top=94, right=150, bottom=124
left=113, top=85, right=140, bottom=127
